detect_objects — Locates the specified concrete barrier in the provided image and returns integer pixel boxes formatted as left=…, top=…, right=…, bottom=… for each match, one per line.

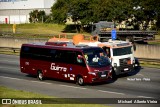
left=0, top=37, right=160, bottom=59
left=0, top=37, right=47, bottom=48
left=134, top=44, right=160, bottom=59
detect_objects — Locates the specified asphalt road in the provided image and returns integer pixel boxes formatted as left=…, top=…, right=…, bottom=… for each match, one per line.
left=0, top=54, right=160, bottom=107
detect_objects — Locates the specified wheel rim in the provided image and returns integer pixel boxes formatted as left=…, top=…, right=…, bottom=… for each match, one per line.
left=78, top=77, right=83, bottom=85
left=38, top=72, right=43, bottom=80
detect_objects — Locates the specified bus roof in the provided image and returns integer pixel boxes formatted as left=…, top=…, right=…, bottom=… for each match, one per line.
left=21, top=43, right=101, bottom=51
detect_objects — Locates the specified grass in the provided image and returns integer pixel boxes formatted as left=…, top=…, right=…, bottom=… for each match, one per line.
left=0, top=23, right=90, bottom=38
left=0, top=86, right=109, bottom=107
left=140, top=61, right=160, bottom=69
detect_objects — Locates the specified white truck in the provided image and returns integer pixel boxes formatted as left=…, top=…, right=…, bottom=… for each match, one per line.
left=79, top=39, right=136, bottom=78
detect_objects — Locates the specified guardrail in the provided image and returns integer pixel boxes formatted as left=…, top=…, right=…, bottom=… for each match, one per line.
left=0, top=47, right=20, bottom=53
left=138, top=58, right=160, bottom=63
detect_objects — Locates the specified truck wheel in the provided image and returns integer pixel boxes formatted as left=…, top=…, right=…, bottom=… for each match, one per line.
left=38, top=71, right=43, bottom=81
left=77, top=76, right=84, bottom=86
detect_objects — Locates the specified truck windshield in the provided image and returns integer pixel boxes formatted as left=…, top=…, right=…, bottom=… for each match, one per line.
left=113, top=46, right=132, bottom=56
left=83, top=49, right=110, bottom=67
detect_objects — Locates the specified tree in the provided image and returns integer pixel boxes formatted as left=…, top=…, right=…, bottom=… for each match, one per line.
left=50, top=0, right=160, bottom=31
left=50, top=0, right=69, bottom=24
left=29, top=10, right=46, bottom=23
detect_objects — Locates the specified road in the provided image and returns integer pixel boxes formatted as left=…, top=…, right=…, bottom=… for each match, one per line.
left=0, top=54, right=160, bottom=107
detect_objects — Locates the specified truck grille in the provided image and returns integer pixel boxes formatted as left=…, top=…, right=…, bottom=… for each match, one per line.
left=119, top=58, right=131, bottom=68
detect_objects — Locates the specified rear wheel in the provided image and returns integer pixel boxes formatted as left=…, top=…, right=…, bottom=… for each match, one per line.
left=38, top=71, right=43, bottom=81
left=77, top=76, right=84, bottom=86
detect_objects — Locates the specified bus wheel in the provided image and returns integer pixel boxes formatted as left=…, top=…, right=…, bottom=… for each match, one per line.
left=77, top=76, right=84, bottom=86
left=38, top=71, right=43, bottom=81
left=112, top=69, right=117, bottom=80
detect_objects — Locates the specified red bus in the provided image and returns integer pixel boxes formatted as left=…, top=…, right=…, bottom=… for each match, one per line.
left=20, top=43, right=112, bottom=85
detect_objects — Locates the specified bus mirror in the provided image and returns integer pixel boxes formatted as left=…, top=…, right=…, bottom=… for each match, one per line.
left=77, top=55, right=83, bottom=59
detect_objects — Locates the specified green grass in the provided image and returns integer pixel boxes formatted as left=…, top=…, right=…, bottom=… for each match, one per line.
left=0, top=23, right=90, bottom=38
left=140, top=61, right=160, bottom=69
left=0, top=86, right=109, bottom=107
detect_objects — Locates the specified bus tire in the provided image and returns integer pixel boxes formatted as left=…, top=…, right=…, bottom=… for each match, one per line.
left=77, top=76, right=84, bottom=86
left=112, top=69, right=117, bottom=80
left=37, top=71, right=43, bottom=81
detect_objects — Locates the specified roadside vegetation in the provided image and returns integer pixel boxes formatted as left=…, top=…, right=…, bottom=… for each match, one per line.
left=0, top=86, right=109, bottom=107
left=0, top=23, right=91, bottom=39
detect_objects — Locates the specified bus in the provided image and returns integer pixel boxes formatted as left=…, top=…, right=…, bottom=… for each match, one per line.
left=20, top=43, right=112, bottom=85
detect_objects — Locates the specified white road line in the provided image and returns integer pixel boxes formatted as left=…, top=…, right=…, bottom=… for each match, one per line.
left=137, top=96, right=154, bottom=99
left=0, top=59, right=18, bottom=63
left=0, top=76, right=22, bottom=81
left=59, top=85, right=87, bottom=90
left=98, top=90, right=125, bottom=95
left=0, top=67, right=19, bottom=70
left=30, top=80, right=53, bottom=85
left=0, top=76, right=52, bottom=85
left=136, top=74, right=144, bottom=76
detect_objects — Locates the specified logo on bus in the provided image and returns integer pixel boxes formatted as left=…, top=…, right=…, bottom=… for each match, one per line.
left=50, top=63, right=67, bottom=72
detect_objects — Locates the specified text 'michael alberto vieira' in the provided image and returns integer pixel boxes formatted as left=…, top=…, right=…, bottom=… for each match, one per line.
left=118, top=99, right=158, bottom=104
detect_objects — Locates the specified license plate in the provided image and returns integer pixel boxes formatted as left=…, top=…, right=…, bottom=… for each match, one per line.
left=124, top=68, right=129, bottom=71
left=101, top=75, right=106, bottom=77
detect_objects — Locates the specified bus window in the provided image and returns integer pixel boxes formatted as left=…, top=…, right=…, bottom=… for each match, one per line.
left=54, top=50, right=77, bottom=64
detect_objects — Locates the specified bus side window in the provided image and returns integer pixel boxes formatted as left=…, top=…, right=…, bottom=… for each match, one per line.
left=54, top=50, right=77, bottom=64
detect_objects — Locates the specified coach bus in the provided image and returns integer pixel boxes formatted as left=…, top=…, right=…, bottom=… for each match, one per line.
left=20, top=43, right=112, bottom=85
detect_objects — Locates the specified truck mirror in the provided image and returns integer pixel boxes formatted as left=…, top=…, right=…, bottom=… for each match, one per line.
left=133, top=43, right=136, bottom=51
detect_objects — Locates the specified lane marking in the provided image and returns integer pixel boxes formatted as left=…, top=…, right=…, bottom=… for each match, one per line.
left=30, top=80, right=53, bottom=85
left=0, top=59, right=18, bottom=63
left=138, top=96, right=154, bottom=98
left=98, top=90, right=125, bottom=95
left=0, top=76, right=53, bottom=85
left=0, top=67, right=19, bottom=71
left=136, top=74, right=144, bottom=76
left=59, top=85, right=87, bottom=90
left=0, top=76, right=22, bottom=81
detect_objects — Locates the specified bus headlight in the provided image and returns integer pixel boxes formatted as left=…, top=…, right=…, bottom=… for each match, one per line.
left=88, top=72, right=96, bottom=76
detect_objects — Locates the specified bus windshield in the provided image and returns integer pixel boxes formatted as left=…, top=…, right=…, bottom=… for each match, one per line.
left=113, top=46, right=132, bottom=56
left=83, top=49, right=110, bottom=67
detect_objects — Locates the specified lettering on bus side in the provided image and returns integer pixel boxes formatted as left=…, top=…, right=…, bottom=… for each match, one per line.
left=50, top=63, right=67, bottom=72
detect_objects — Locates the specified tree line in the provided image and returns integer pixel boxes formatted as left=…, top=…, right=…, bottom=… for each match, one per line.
left=29, top=0, right=160, bottom=31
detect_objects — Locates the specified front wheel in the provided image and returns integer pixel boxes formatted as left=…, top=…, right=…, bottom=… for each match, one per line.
left=38, top=71, right=43, bottom=81
left=112, top=69, right=117, bottom=80
left=77, top=76, right=84, bottom=86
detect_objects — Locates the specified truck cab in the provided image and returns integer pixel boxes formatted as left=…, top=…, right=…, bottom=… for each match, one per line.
left=98, top=40, right=135, bottom=77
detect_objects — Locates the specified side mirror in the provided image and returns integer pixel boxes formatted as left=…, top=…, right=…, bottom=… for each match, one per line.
left=133, top=44, right=136, bottom=51
left=77, top=55, right=83, bottom=59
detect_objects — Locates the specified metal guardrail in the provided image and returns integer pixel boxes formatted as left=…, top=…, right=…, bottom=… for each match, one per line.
left=138, top=58, right=160, bottom=63
left=0, top=47, right=20, bottom=53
